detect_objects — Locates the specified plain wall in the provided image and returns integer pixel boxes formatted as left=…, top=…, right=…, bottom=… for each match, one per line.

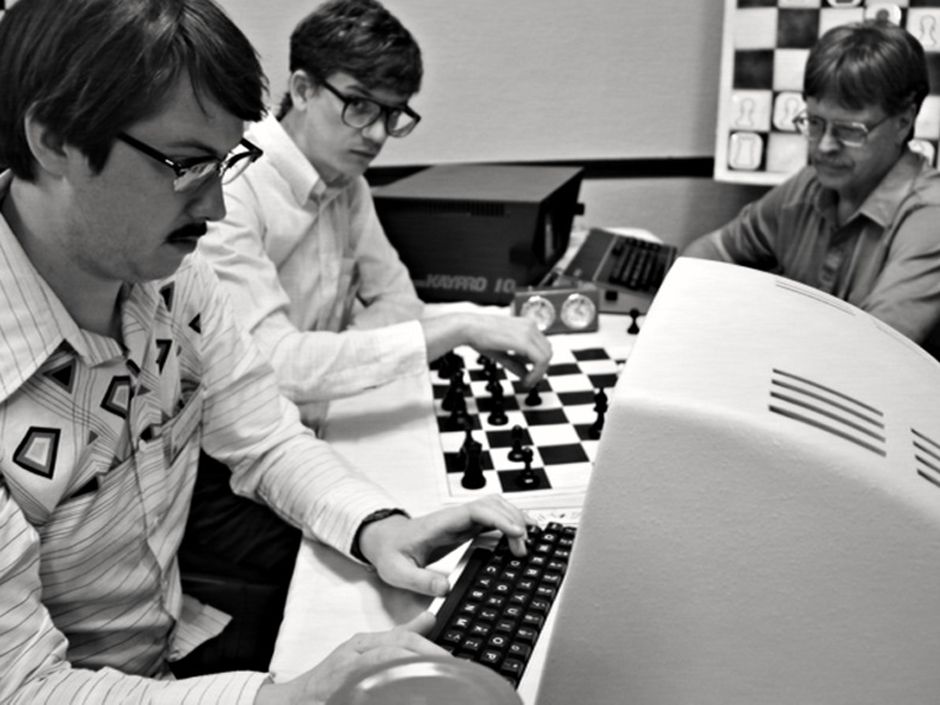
left=218, top=0, right=769, bottom=247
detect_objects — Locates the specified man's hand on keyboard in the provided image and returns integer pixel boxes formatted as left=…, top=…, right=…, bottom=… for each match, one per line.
left=357, top=495, right=529, bottom=597
left=254, top=612, right=445, bottom=705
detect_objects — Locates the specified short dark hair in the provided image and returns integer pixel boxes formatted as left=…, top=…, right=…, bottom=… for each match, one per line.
left=804, top=20, right=929, bottom=119
left=277, top=0, right=422, bottom=119
left=0, top=0, right=267, bottom=181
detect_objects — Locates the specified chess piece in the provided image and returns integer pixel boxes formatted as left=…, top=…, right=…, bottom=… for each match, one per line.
left=514, top=447, right=540, bottom=489
left=628, top=308, right=642, bottom=336
left=436, top=350, right=462, bottom=380
left=589, top=388, right=608, bottom=439
left=460, top=434, right=486, bottom=490
left=450, top=391, right=469, bottom=424
left=441, top=372, right=465, bottom=412
left=524, top=386, right=542, bottom=406
left=487, top=394, right=508, bottom=426
left=485, top=377, right=502, bottom=396
left=507, top=425, right=526, bottom=461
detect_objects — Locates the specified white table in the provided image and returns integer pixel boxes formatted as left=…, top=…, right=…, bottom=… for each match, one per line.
left=269, top=310, right=637, bottom=682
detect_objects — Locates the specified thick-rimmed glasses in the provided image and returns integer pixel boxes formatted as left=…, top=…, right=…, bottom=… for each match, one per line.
left=117, top=132, right=263, bottom=192
left=792, top=112, right=892, bottom=148
left=320, top=80, right=421, bottom=138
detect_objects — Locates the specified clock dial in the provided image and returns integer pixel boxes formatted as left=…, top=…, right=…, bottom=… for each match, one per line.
left=560, top=292, right=597, bottom=330
left=519, top=295, right=557, bottom=332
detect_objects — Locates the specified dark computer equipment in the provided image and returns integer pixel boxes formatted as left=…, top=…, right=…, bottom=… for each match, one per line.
left=372, top=164, right=584, bottom=305
left=559, top=228, right=677, bottom=314
left=428, top=522, right=576, bottom=688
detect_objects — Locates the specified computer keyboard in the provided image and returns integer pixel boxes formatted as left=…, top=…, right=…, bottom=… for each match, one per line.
left=563, top=228, right=677, bottom=295
left=428, top=522, right=577, bottom=687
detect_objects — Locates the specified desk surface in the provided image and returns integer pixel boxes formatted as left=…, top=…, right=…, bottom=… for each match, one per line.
left=269, top=307, right=636, bottom=684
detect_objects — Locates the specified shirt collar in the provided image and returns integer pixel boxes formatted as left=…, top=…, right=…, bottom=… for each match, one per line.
left=856, top=148, right=925, bottom=227
left=0, top=171, right=82, bottom=402
left=247, top=113, right=348, bottom=206
left=813, top=148, right=925, bottom=228
left=0, top=171, right=161, bottom=403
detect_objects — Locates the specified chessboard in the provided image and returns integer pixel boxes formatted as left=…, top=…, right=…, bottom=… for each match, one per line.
left=429, top=345, right=627, bottom=508
left=715, top=0, right=940, bottom=186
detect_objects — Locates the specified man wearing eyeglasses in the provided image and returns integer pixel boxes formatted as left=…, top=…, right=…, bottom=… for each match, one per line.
left=197, top=0, right=551, bottom=436
left=187, top=0, right=553, bottom=670
left=685, top=20, right=940, bottom=358
left=0, top=0, right=537, bottom=702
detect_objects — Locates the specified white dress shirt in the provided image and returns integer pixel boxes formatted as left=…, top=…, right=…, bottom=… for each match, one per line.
left=0, top=168, right=400, bottom=702
left=199, top=115, right=427, bottom=428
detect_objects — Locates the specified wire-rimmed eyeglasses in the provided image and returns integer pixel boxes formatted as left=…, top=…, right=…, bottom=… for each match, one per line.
left=791, top=112, right=892, bottom=148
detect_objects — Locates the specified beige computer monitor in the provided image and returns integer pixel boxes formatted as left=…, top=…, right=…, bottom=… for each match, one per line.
left=536, top=257, right=940, bottom=705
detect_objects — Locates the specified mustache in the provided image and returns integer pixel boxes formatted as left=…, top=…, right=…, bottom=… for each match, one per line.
left=810, top=154, right=850, bottom=170
left=167, top=222, right=208, bottom=241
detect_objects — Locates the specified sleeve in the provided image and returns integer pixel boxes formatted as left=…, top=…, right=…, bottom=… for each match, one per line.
left=189, top=257, right=403, bottom=555
left=200, top=179, right=427, bottom=405
left=0, top=481, right=268, bottom=704
left=710, top=180, right=797, bottom=272
left=345, top=178, right=425, bottom=330
left=858, top=205, right=940, bottom=345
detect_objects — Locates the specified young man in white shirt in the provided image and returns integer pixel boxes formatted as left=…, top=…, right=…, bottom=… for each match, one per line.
left=197, top=0, right=552, bottom=430
left=187, top=1, right=555, bottom=672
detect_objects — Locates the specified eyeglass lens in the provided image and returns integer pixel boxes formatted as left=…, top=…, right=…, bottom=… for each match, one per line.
left=795, top=116, right=868, bottom=146
left=342, top=99, right=417, bottom=137
left=174, top=149, right=256, bottom=192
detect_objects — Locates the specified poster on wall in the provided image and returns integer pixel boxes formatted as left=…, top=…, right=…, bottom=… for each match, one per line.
left=715, top=0, right=940, bottom=186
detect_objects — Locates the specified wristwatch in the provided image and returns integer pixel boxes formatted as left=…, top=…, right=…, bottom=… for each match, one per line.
left=351, top=508, right=410, bottom=563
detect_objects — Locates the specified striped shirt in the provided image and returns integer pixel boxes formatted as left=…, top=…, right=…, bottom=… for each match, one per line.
left=198, top=114, right=426, bottom=429
left=0, top=171, right=400, bottom=703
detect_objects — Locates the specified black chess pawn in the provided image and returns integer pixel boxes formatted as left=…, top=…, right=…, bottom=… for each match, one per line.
left=524, top=385, right=542, bottom=406
left=628, top=308, right=642, bottom=336
left=507, top=424, right=527, bottom=461
left=514, top=447, right=541, bottom=489
left=487, top=393, right=508, bottom=426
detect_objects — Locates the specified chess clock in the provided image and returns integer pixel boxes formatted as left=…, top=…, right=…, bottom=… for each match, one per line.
left=511, top=286, right=600, bottom=334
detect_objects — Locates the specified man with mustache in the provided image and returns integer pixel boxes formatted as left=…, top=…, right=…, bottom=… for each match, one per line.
left=0, top=0, right=533, bottom=701
left=684, top=20, right=940, bottom=359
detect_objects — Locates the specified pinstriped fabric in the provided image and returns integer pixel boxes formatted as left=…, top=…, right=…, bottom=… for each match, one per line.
left=0, top=172, right=401, bottom=702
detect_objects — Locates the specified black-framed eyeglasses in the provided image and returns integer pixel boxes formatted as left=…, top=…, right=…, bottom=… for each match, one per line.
left=116, top=132, right=263, bottom=192
left=320, top=80, right=421, bottom=138
left=792, top=112, right=892, bottom=148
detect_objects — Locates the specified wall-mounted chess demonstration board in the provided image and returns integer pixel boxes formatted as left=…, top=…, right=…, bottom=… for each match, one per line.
left=715, top=0, right=940, bottom=186
left=430, top=345, right=627, bottom=509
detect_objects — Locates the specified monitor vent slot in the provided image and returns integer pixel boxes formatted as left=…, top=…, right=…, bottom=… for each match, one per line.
left=912, top=428, right=940, bottom=490
left=774, top=279, right=856, bottom=315
left=768, top=368, right=886, bottom=456
left=379, top=199, right=506, bottom=218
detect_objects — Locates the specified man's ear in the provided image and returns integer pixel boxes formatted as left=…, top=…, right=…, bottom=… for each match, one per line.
left=23, top=112, right=70, bottom=177
left=896, top=104, right=918, bottom=146
left=288, top=70, right=316, bottom=112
